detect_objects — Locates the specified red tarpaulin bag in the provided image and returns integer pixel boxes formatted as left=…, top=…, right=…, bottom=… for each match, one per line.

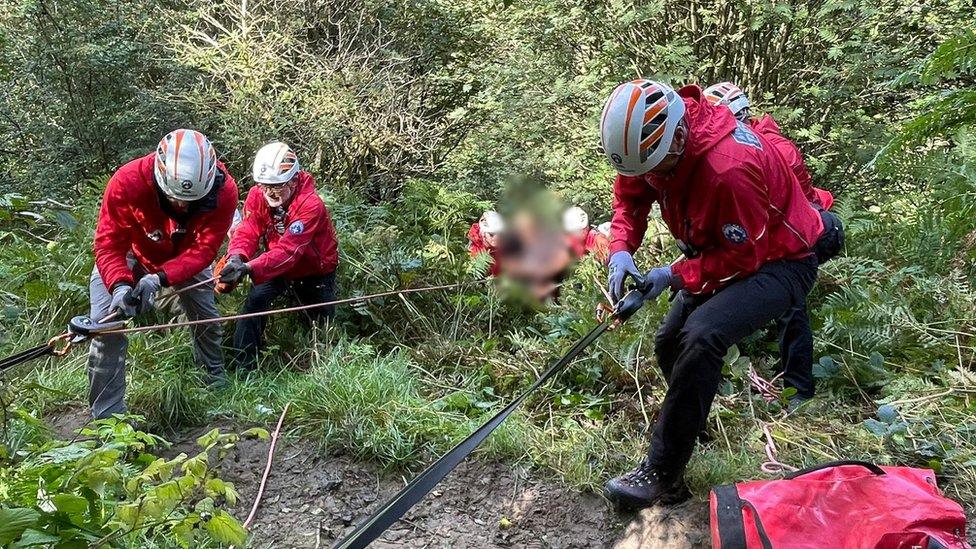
left=710, top=460, right=971, bottom=549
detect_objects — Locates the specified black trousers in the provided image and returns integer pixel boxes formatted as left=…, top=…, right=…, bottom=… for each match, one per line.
left=231, top=272, right=336, bottom=371
left=776, top=303, right=815, bottom=399
left=649, top=257, right=818, bottom=474
left=775, top=210, right=844, bottom=399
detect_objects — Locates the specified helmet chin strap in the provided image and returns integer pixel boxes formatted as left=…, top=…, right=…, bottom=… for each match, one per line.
left=658, top=121, right=688, bottom=174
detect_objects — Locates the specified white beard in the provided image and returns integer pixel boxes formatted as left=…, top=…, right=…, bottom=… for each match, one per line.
left=264, top=194, right=285, bottom=208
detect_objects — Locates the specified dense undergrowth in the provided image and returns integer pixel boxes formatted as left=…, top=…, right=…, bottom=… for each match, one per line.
left=1, top=0, right=976, bottom=546
left=2, top=174, right=975, bottom=507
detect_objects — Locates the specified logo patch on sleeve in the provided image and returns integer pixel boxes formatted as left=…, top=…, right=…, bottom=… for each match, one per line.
left=722, top=223, right=748, bottom=244
left=288, top=220, right=305, bottom=235
left=732, top=122, right=763, bottom=150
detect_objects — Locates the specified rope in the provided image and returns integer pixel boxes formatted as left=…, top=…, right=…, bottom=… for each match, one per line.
left=748, top=366, right=783, bottom=403
left=96, top=282, right=470, bottom=336
left=760, top=423, right=797, bottom=474
left=334, top=319, right=613, bottom=549
left=0, top=280, right=474, bottom=372
left=244, top=402, right=290, bottom=528
left=170, top=275, right=219, bottom=295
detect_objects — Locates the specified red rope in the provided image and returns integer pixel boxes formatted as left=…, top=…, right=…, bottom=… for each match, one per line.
left=91, top=282, right=472, bottom=336
left=244, top=402, right=290, bottom=528
left=760, top=423, right=797, bottom=474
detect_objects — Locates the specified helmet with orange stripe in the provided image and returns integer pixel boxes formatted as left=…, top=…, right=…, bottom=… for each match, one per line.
left=253, top=141, right=300, bottom=186
left=600, top=80, right=686, bottom=176
left=703, top=82, right=750, bottom=120
left=154, top=129, right=219, bottom=201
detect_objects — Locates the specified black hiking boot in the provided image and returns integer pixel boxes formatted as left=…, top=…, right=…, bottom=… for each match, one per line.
left=205, top=367, right=229, bottom=390
left=786, top=394, right=812, bottom=413
left=604, top=461, right=690, bottom=511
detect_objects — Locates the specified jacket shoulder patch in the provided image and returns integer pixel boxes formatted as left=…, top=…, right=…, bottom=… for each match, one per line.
left=732, top=122, right=763, bottom=150
left=722, top=223, right=748, bottom=244
left=288, top=220, right=305, bottom=235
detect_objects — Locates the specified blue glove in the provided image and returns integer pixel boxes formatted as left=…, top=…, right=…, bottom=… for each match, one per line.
left=640, top=265, right=672, bottom=301
left=608, top=251, right=641, bottom=303
left=109, top=285, right=138, bottom=319
left=132, top=273, right=162, bottom=314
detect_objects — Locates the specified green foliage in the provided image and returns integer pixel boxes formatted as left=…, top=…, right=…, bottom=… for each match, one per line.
left=168, top=0, right=487, bottom=200
left=0, top=409, right=261, bottom=548
left=0, top=0, right=975, bottom=535
left=0, top=0, right=189, bottom=197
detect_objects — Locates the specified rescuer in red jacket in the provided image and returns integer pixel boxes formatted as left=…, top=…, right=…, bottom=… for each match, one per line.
left=703, top=82, right=835, bottom=210
left=217, top=142, right=340, bottom=371
left=88, top=129, right=238, bottom=419
left=563, top=206, right=610, bottom=263
left=467, top=210, right=504, bottom=276
left=705, top=82, right=846, bottom=404
left=599, top=80, right=823, bottom=509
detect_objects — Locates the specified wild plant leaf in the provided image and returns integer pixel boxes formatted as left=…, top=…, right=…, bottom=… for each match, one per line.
left=35, top=443, right=94, bottom=465
left=877, top=404, right=898, bottom=423
left=9, top=528, right=60, bottom=547
left=52, top=210, right=78, bottom=231
left=240, top=427, right=270, bottom=440
left=172, top=516, right=199, bottom=548
left=204, top=510, right=247, bottom=546
left=181, top=453, right=208, bottom=480
left=195, top=428, right=221, bottom=448
left=864, top=419, right=888, bottom=437
left=0, top=508, right=40, bottom=545
left=52, top=493, right=88, bottom=516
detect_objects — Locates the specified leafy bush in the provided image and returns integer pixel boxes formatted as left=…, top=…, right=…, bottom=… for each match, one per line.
left=0, top=409, right=266, bottom=548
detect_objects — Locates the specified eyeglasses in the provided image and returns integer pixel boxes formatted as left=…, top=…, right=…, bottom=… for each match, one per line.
left=258, top=183, right=288, bottom=191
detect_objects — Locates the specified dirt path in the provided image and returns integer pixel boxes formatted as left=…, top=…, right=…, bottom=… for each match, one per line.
left=194, top=431, right=710, bottom=548
left=44, top=406, right=710, bottom=547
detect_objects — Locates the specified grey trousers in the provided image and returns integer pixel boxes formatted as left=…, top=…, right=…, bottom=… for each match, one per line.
left=87, top=266, right=223, bottom=419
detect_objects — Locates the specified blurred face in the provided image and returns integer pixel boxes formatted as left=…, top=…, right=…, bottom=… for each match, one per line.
left=568, top=227, right=588, bottom=240
left=260, top=179, right=296, bottom=208
left=648, top=120, right=688, bottom=175
left=166, top=197, right=191, bottom=212
left=483, top=231, right=501, bottom=248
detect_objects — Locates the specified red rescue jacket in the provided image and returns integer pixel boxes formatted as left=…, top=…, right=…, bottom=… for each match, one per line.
left=467, top=223, right=502, bottom=276
left=751, top=114, right=834, bottom=210
left=227, top=171, right=339, bottom=284
left=94, top=153, right=238, bottom=291
left=568, top=227, right=610, bottom=263
left=609, top=85, right=823, bottom=294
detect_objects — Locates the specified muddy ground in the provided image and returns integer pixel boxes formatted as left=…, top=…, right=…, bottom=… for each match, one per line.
left=45, top=408, right=974, bottom=548
left=44, top=408, right=709, bottom=548
left=182, top=431, right=710, bottom=548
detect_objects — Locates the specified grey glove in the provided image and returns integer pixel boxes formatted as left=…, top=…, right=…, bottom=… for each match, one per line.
left=132, top=273, right=162, bottom=314
left=608, top=251, right=642, bottom=303
left=218, top=255, right=250, bottom=286
left=110, top=285, right=138, bottom=319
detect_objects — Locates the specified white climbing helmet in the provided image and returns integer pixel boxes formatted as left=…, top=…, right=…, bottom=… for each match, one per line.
left=153, top=129, right=218, bottom=201
left=562, top=206, right=589, bottom=232
left=253, top=141, right=300, bottom=185
left=479, top=211, right=504, bottom=235
left=703, top=82, right=750, bottom=119
left=600, top=79, right=686, bottom=176
left=597, top=221, right=612, bottom=237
